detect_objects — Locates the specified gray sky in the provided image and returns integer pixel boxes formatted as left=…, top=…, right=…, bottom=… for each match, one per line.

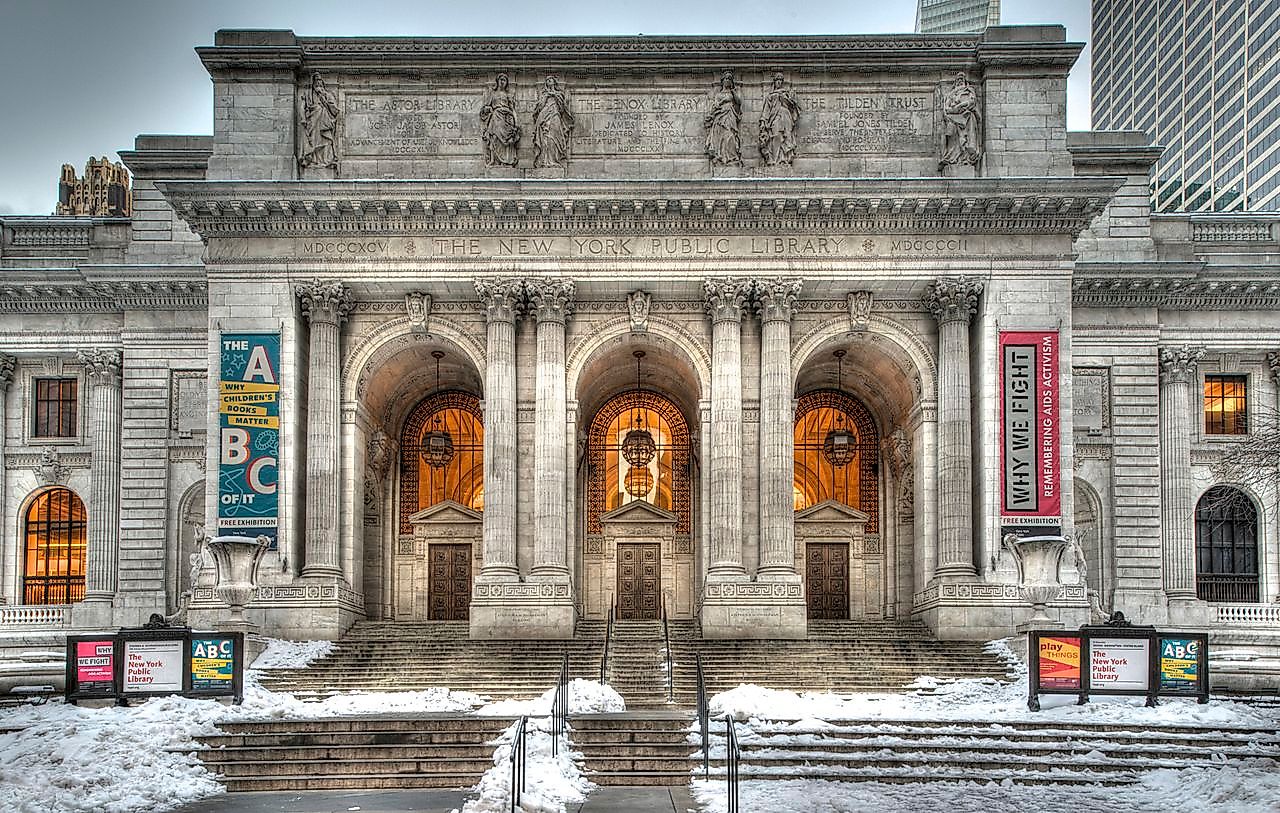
left=0, top=0, right=1091, bottom=215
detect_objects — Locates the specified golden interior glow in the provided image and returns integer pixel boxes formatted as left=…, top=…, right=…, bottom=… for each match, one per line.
left=1204, top=375, right=1247, bottom=435
left=23, top=487, right=86, bottom=604
left=400, top=393, right=486, bottom=524
left=606, top=407, right=674, bottom=511
left=793, top=393, right=877, bottom=522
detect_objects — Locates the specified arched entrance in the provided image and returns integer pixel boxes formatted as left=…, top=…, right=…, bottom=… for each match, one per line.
left=1195, top=485, right=1259, bottom=603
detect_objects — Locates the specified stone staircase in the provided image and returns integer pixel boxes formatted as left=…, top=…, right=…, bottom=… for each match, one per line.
left=700, top=717, right=1280, bottom=785
left=573, top=712, right=694, bottom=786
left=603, top=620, right=671, bottom=707
left=191, top=714, right=514, bottom=791
left=255, top=620, right=605, bottom=699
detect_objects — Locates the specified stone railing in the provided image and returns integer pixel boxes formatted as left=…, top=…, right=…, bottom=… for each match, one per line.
left=1190, top=219, right=1274, bottom=243
left=8, top=221, right=93, bottom=248
left=1212, top=603, right=1280, bottom=626
left=0, top=605, right=71, bottom=627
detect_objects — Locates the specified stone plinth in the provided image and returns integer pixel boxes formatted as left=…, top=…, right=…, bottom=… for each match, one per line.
left=189, top=576, right=363, bottom=640
left=469, top=582, right=575, bottom=640
left=914, top=581, right=1089, bottom=641
left=699, top=581, right=807, bottom=639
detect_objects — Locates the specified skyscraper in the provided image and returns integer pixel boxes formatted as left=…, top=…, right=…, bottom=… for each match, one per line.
left=55, top=157, right=131, bottom=217
left=915, top=0, right=1000, bottom=33
left=1092, top=0, right=1280, bottom=212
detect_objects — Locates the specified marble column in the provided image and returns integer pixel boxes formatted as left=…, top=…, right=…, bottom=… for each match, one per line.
left=754, top=278, right=803, bottom=580
left=474, top=278, right=524, bottom=582
left=528, top=279, right=575, bottom=581
left=78, top=349, right=123, bottom=602
left=703, top=279, right=753, bottom=580
left=295, top=280, right=353, bottom=579
left=1159, top=345, right=1205, bottom=601
left=924, top=277, right=983, bottom=582
left=0, top=354, right=15, bottom=601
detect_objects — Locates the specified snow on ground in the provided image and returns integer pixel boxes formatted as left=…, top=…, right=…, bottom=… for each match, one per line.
left=459, top=716, right=593, bottom=813
left=246, top=637, right=333, bottom=669
left=476, top=678, right=625, bottom=717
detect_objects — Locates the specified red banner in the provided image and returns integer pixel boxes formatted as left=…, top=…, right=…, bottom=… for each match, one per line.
left=999, top=331, right=1061, bottom=530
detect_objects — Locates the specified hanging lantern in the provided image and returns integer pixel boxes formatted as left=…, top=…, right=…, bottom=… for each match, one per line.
left=822, top=349, right=858, bottom=468
left=624, top=465, right=655, bottom=498
left=420, top=351, right=455, bottom=468
left=621, top=350, right=656, bottom=467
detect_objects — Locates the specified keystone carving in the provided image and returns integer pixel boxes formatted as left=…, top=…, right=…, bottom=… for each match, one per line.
left=1158, top=345, right=1206, bottom=384
left=296, top=280, right=354, bottom=325
left=35, top=447, right=70, bottom=486
left=923, top=277, right=983, bottom=325
left=406, top=291, right=432, bottom=333
left=847, top=290, right=873, bottom=333
left=527, top=279, right=576, bottom=323
left=753, top=279, right=803, bottom=323
left=627, top=290, right=651, bottom=332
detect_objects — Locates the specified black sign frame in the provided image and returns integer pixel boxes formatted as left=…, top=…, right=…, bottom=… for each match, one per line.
left=65, top=628, right=245, bottom=705
left=1155, top=632, right=1211, bottom=703
left=185, top=632, right=245, bottom=703
left=64, top=634, right=122, bottom=703
left=1026, top=630, right=1086, bottom=711
left=1080, top=624, right=1159, bottom=708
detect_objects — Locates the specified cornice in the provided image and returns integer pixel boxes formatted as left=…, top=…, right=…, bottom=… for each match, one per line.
left=158, top=177, right=1121, bottom=239
left=0, top=270, right=208, bottom=313
left=1073, top=266, right=1280, bottom=310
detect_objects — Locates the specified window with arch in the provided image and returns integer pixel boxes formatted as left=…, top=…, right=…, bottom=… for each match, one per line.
left=399, top=391, right=484, bottom=533
left=23, top=487, right=86, bottom=604
left=793, top=390, right=879, bottom=532
left=1195, top=485, right=1259, bottom=602
left=587, top=391, right=691, bottom=534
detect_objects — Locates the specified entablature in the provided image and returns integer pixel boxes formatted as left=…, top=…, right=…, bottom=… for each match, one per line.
left=1073, top=262, right=1280, bottom=310
left=0, top=265, right=207, bottom=313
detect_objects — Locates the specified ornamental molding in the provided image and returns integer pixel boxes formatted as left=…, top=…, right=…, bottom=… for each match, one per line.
left=6, top=449, right=90, bottom=474
left=0, top=278, right=208, bottom=313
left=913, top=581, right=1087, bottom=609
left=1073, top=272, right=1280, bottom=310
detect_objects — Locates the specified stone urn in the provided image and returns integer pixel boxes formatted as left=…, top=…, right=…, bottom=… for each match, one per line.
left=1005, top=534, right=1071, bottom=626
left=205, top=534, right=270, bottom=628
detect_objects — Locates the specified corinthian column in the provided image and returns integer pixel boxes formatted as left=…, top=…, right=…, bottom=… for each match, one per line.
left=475, top=278, right=524, bottom=582
left=924, top=277, right=982, bottom=581
left=1159, top=345, right=1205, bottom=601
left=0, top=354, right=13, bottom=601
left=704, top=279, right=753, bottom=579
left=77, top=348, right=123, bottom=602
left=295, top=280, right=352, bottom=579
left=754, top=278, right=803, bottom=580
left=528, top=279, right=574, bottom=581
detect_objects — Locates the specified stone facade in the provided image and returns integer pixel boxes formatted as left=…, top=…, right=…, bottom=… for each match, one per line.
left=1, top=26, right=1278, bottom=655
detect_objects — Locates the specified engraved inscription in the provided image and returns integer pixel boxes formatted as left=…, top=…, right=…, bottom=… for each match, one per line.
left=574, top=95, right=705, bottom=155
left=343, top=94, right=477, bottom=156
left=807, top=93, right=933, bottom=154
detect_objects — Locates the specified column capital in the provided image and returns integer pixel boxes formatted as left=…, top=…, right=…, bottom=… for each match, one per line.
left=703, top=278, right=752, bottom=324
left=1158, top=345, right=1206, bottom=384
left=474, top=277, right=526, bottom=324
left=924, top=277, right=983, bottom=325
left=753, top=278, right=803, bottom=323
left=0, top=353, right=16, bottom=391
left=527, top=279, right=576, bottom=324
left=1268, top=350, right=1280, bottom=385
left=296, top=279, right=353, bottom=325
left=77, top=348, right=122, bottom=387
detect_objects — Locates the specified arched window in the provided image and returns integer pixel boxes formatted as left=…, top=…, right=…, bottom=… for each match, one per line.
left=587, top=391, right=691, bottom=534
left=399, top=391, right=484, bottom=533
left=793, top=390, right=879, bottom=531
left=1195, top=486, right=1259, bottom=602
left=24, top=487, right=86, bottom=604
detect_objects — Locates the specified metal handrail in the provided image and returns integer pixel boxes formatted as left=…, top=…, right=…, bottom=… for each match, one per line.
left=550, top=653, right=569, bottom=757
left=695, top=652, right=709, bottom=779
left=509, top=716, right=527, bottom=813
left=600, top=598, right=615, bottom=683
left=724, top=713, right=740, bottom=813
left=661, top=597, right=673, bottom=703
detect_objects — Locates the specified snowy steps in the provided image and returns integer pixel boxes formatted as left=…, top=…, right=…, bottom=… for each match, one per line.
left=190, top=714, right=515, bottom=792
left=573, top=712, right=699, bottom=786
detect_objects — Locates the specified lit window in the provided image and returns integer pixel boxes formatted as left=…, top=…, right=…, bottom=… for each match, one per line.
left=33, top=378, right=77, bottom=438
left=398, top=392, right=484, bottom=532
left=24, top=487, right=86, bottom=604
left=1204, top=375, right=1247, bottom=435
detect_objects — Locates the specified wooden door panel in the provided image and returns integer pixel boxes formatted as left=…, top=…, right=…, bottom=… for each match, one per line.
left=428, top=543, right=472, bottom=620
left=806, top=543, right=849, bottom=620
left=617, top=542, right=661, bottom=620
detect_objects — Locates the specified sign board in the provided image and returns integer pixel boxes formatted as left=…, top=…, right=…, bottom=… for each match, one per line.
left=999, top=331, right=1061, bottom=535
left=218, top=333, right=280, bottom=545
left=1035, top=635, right=1081, bottom=690
left=1157, top=634, right=1209, bottom=701
left=65, top=636, right=119, bottom=700
left=190, top=637, right=236, bottom=692
left=1089, top=636, right=1151, bottom=691
left=123, top=639, right=185, bottom=694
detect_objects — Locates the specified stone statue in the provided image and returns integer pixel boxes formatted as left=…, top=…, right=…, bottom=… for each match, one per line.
left=299, top=73, right=339, bottom=169
left=480, top=73, right=521, bottom=167
left=758, top=72, right=800, bottom=166
left=704, top=71, right=743, bottom=166
left=627, top=290, right=651, bottom=332
left=940, top=73, right=982, bottom=167
left=1068, top=535, right=1089, bottom=587
left=533, top=76, right=574, bottom=168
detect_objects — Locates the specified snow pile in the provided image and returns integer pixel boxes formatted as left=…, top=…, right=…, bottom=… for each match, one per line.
left=248, top=637, right=333, bottom=669
left=477, top=679, right=625, bottom=717
left=461, top=717, right=592, bottom=813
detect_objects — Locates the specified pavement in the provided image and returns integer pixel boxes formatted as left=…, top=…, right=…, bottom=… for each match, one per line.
left=170, top=786, right=701, bottom=812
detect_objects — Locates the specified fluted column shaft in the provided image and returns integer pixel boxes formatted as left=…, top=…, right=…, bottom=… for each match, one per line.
left=925, top=278, right=982, bottom=581
left=755, top=279, right=803, bottom=578
left=529, top=280, right=574, bottom=579
left=296, top=280, right=352, bottom=578
left=1159, top=345, right=1205, bottom=600
left=476, top=279, right=524, bottom=580
left=78, top=349, right=123, bottom=601
left=704, top=280, right=752, bottom=578
left=0, top=354, right=13, bottom=602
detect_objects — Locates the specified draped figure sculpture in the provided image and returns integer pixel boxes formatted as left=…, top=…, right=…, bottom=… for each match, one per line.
left=704, top=71, right=743, bottom=166
left=533, top=76, right=575, bottom=168
left=940, top=73, right=983, bottom=167
left=758, top=72, right=800, bottom=167
left=480, top=73, right=521, bottom=167
left=299, top=73, right=339, bottom=169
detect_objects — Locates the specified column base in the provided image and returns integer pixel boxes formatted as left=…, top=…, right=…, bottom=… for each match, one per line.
left=527, top=567, right=571, bottom=584
left=475, top=565, right=521, bottom=584
left=470, top=581, right=576, bottom=639
left=931, top=564, right=979, bottom=583
left=754, top=568, right=802, bottom=584
left=703, top=567, right=749, bottom=583
left=699, top=581, right=807, bottom=639
left=300, top=565, right=344, bottom=580
left=1166, top=597, right=1212, bottom=628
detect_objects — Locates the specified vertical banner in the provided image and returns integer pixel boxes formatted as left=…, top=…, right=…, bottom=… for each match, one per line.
left=218, top=333, right=280, bottom=544
left=999, top=331, right=1061, bottom=535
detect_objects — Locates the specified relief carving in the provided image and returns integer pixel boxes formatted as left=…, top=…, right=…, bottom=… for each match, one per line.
left=847, top=290, right=873, bottom=333
left=704, top=71, right=743, bottom=166
left=405, top=292, right=431, bottom=333
left=35, top=447, right=69, bottom=486
left=627, top=290, right=651, bottom=332
left=533, top=76, right=575, bottom=168
left=480, top=73, right=521, bottom=167
left=939, top=73, right=982, bottom=167
left=299, top=73, right=340, bottom=169
left=758, top=72, right=800, bottom=167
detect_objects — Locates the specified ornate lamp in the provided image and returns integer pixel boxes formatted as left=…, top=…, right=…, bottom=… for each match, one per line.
left=621, top=350, right=657, bottom=497
left=822, top=349, right=858, bottom=468
left=420, top=350, right=455, bottom=468
left=624, top=466, right=654, bottom=499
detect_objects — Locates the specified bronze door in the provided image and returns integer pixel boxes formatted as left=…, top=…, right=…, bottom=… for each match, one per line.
left=806, top=543, right=850, bottom=620
left=428, top=543, right=472, bottom=620
left=617, top=542, right=661, bottom=620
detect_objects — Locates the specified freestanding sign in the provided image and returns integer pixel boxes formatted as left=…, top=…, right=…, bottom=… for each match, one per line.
left=122, top=638, right=185, bottom=694
left=66, top=629, right=246, bottom=704
left=65, top=636, right=119, bottom=701
left=999, top=330, right=1061, bottom=536
left=218, top=333, right=280, bottom=546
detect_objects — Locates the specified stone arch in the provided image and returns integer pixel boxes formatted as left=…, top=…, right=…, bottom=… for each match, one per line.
left=18, top=485, right=87, bottom=605
left=342, top=315, right=487, bottom=405
left=792, top=313, right=937, bottom=405
left=1193, top=483, right=1262, bottom=602
left=567, top=315, right=711, bottom=409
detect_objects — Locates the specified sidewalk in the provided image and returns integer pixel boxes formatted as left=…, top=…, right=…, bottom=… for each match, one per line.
left=171, top=785, right=700, bottom=812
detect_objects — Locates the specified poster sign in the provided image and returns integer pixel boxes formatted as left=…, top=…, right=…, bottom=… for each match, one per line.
left=123, top=639, right=184, bottom=693
left=74, top=640, right=115, bottom=693
left=999, top=331, right=1061, bottom=534
left=1159, top=637, right=1201, bottom=693
left=1089, top=636, right=1150, bottom=691
left=1036, top=635, right=1081, bottom=690
left=190, top=638, right=235, bottom=691
left=218, top=333, right=280, bottom=544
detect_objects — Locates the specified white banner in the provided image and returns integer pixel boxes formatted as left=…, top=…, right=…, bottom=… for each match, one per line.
left=123, top=639, right=184, bottom=693
left=1089, top=637, right=1150, bottom=691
